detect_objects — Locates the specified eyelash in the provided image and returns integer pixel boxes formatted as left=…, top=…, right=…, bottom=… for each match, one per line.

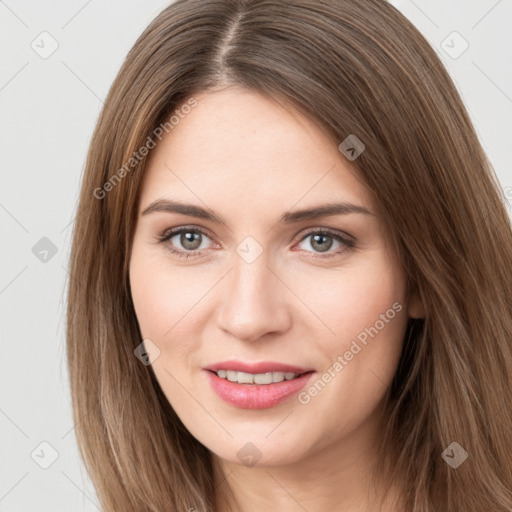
left=157, top=225, right=356, bottom=260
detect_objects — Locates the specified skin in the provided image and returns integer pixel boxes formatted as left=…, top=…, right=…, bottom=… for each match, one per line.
left=129, top=87, right=424, bottom=511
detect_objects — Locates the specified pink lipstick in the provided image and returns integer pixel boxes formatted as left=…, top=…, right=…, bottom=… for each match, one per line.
left=203, top=360, right=315, bottom=409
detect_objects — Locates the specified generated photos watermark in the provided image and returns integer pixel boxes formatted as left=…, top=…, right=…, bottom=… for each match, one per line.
left=93, top=97, right=198, bottom=199
left=298, top=301, right=403, bottom=405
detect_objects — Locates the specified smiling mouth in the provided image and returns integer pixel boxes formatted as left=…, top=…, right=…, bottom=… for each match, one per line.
left=207, top=369, right=313, bottom=385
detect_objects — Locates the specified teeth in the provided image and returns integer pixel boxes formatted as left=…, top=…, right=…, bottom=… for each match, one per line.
left=226, top=370, right=239, bottom=382
left=215, top=370, right=301, bottom=384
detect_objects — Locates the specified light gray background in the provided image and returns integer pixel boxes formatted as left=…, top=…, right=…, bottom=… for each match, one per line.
left=1, top=1, right=511, bottom=510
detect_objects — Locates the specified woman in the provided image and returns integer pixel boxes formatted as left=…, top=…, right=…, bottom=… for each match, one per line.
left=66, top=0, right=512, bottom=510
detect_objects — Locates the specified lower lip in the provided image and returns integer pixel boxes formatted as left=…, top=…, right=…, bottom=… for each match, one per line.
left=204, top=370, right=315, bottom=409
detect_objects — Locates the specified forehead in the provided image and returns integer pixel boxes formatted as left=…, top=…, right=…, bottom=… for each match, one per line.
left=139, top=88, right=374, bottom=217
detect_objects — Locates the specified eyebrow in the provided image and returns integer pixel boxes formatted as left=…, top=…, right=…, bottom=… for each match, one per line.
left=141, top=199, right=374, bottom=224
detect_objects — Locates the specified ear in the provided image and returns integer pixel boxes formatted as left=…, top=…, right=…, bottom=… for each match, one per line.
left=407, top=288, right=425, bottom=319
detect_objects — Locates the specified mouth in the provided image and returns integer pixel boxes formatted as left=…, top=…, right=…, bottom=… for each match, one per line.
left=204, top=369, right=316, bottom=409
left=206, top=369, right=314, bottom=385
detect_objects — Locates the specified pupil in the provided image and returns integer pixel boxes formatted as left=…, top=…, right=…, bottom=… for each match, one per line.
left=182, top=231, right=201, bottom=250
left=312, top=234, right=332, bottom=252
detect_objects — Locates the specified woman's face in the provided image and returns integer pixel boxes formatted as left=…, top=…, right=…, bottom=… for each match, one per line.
left=129, top=88, right=421, bottom=467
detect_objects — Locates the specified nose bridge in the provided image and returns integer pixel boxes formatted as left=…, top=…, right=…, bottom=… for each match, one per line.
left=232, top=250, right=271, bottom=301
left=216, top=247, right=290, bottom=341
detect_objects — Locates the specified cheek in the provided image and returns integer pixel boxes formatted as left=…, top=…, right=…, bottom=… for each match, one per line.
left=296, top=252, right=408, bottom=419
left=129, top=242, right=215, bottom=360
left=129, top=244, right=212, bottom=408
left=296, top=252, right=407, bottom=346
left=296, top=252, right=408, bottom=406
left=130, top=239, right=407, bottom=352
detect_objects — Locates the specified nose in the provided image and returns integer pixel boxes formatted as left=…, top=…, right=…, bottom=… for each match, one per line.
left=215, top=251, right=292, bottom=343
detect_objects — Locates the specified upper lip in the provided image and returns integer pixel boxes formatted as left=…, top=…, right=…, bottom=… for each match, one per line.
left=203, top=360, right=314, bottom=374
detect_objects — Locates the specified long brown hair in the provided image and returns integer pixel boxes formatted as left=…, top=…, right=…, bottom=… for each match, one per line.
left=66, top=0, right=512, bottom=510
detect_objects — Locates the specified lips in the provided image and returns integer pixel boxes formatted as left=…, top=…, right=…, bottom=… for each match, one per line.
left=205, top=369, right=315, bottom=409
left=203, top=360, right=314, bottom=374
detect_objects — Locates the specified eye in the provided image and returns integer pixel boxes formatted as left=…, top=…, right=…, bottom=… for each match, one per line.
left=157, top=226, right=355, bottom=260
left=158, top=226, right=214, bottom=259
left=295, top=228, right=355, bottom=258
